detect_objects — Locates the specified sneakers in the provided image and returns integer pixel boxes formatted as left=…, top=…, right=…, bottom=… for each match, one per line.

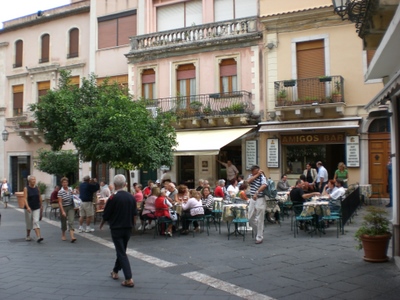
left=85, top=227, right=95, bottom=233
left=255, top=240, right=263, bottom=244
left=78, top=226, right=84, bottom=233
left=25, top=236, right=31, bottom=241
left=145, top=224, right=151, bottom=230
left=138, top=225, right=143, bottom=231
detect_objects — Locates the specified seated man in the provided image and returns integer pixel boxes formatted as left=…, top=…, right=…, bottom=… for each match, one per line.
left=50, top=185, right=60, bottom=204
left=290, top=179, right=320, bottom=206
left=327, top=179, right=346, bottom=209
left=277, top=174, right=291, bottom=192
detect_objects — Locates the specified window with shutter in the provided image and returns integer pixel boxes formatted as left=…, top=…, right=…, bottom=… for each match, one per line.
left=37, top=81, right=50, bottom=102
left=296, top=40, right=325, bottom=101
left=14, top=40, right=23, bottom=68
left=98, top=11, right=137, bottom=49
left=13, top=85, right=24, bottom=116
left=220, top=58, right=237, bottom=93
left=157, top=1, right=202, bottom=31
left=97, top=75, right=128, bottom=90
left=142, top=69, right=156, bottom=100
left=177, top=64, right=196, bottom=108
left=214, top=0, right=256, bottom=21
left=70, top=76, right=80, bottom=87
left=40, top=34, right=50, bottom=63
left=68, top=28, right=79, bottom=58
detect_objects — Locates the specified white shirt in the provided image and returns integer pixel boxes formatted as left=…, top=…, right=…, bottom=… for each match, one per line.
left=227, top=185, right=239, bottom=197
left=317, top=166, right=328, bottom=183
left=331, top=186, right=345, bottom=200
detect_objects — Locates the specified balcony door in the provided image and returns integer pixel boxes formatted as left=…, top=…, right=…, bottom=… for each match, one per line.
left=177, top=64, right=196, bottom=108
left=296, top=40, right=326, bottom=101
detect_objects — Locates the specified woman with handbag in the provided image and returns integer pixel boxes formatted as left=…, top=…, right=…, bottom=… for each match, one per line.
left=1, top=178, right=11, bottom=208
left=23, top=175, right=44, bottom=243
left=58, top=177, right=77, bottom=243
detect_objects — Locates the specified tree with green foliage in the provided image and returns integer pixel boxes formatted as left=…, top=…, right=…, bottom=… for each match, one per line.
left=36, top=149, right=79, bottom=177
left=30, top=71, right=177, bottom=170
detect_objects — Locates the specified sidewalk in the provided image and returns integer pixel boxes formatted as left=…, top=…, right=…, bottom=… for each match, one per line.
left=1, top=199, right=400, bottom=300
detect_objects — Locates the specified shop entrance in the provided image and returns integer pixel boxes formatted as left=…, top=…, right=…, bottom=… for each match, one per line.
left=10, top=155, right=31, bottom=193
left=177, top=156, right=195, bottom=189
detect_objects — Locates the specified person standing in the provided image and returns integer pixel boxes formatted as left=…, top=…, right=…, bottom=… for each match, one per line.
left=303, top=163, right=317, bottom=186
left=23, top=176, right=44, bottom=243
left=216, top=159, right=239, bottom=183
left=316, top=161, right=328, bottom=193
left=386, top=158, right=393, bottom=207
left=247, top=165, right=267, bottom=245
left=78, top=176, right=100, bottom=233
left=58, top=177, right=77, bottom=243
left=100, top=174, right=136, bottom=288
left=333, top=162, right=349, bottom=188
left=1, top=178, right=12, bottom=208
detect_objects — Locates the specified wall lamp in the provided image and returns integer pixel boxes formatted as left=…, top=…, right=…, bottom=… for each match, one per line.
left=332, top=0, right=369, bottom=23
left=2, top=126, right=16, bottom=142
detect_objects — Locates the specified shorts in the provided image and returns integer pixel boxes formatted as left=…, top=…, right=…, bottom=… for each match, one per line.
left=79, top=201, right=94, bottom=217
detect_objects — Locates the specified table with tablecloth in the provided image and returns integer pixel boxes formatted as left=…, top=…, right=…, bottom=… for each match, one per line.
left=359, top=184, right=372, bottom=204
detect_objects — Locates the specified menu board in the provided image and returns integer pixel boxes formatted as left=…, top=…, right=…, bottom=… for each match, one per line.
left=346, top=136, right=360, bottom=167
left=267, top=138, right=279, bottom=168
left=245, top=140, right=258, bottom=170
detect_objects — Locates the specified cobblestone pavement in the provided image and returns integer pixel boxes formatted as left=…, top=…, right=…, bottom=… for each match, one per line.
left=1, top=199, right=400, bottom=300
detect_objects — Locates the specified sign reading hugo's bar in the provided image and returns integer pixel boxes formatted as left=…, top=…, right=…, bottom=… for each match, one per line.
left=281, top=133, right=345, bottom=145
left=346, top=136, right=360, bottom=167
left=267, top=138, right=279, bottom=168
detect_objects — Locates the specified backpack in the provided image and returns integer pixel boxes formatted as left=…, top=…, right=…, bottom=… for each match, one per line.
left=263, top=178, right=277, bottom=199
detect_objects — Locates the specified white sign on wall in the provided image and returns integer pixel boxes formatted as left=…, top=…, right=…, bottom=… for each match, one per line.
left=267, top=138, right=279, bottom=168
left=245, top=140, right=258, bottom=170
left=346, top=136, right=360, bottom=167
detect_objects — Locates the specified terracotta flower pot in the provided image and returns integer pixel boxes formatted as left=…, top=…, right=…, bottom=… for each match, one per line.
left=15, top=192, right=25, bottom=209
left=361, top=233, right=392, bottom=262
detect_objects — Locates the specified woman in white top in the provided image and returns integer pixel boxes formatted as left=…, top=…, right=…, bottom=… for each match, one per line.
left=181, top=190, right=204, bottom=234
left=226, top=178, right=239, bottom=199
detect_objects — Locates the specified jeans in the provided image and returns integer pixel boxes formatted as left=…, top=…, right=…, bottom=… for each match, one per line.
left=111, top=228, right=132, bottom=280
left=248, top=197, right=266, bottom=241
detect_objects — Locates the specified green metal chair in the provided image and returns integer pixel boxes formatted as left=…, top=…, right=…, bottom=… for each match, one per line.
left=292, top=204, right=314, bottom=237
left=228, top=206, right=252, bottom=241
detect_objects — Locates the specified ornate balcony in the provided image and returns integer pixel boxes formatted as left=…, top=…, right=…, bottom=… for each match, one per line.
left=126, top=18, right=261, bottom=63
left=145, top=91, right=254, bottom=128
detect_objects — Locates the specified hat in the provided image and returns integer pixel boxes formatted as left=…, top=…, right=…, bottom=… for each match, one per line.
left=250, top=165, right=260, bottom=171
left=155, top=179, right=160, bottom=184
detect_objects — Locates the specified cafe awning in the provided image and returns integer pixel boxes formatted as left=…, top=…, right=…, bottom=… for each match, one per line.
left=259, top=118, right=361, bottom=133
left=174, top=127, right=254, bottom=156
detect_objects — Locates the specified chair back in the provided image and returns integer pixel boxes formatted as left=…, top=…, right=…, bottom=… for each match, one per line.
left=213, top=197, right=223, bottom=211
left=292, top=204, right=304, bottom=216
left=230, top=206, right=248, bottom=220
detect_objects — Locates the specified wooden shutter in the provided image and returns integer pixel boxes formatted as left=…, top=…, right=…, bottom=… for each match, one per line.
left=70, top=76, right=80, bottom=87
left=98, top=19, right=117, bottom=49
left=69, top=28, right=79, bottom=58
left=15, top=40, right=23, bottom=67
left=142, top=69, right=155, bottom=84
left=41, top=34, right=49, bottom=63
left=296, top=40, right=325, bottom=100
left=38, top=81, right=50, bottom=101
left=220, top=58, right=237, bottom=76
left=117, top=14, right=137, bottom=46
left=366, top=49, right=376, bottom=67
left=13, top=85, right=23, bottom=116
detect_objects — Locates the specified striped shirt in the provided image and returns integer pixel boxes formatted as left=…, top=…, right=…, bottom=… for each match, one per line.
left=248, top=174, right=267, bottom=198
left=57, top=187, right=74, bottom=207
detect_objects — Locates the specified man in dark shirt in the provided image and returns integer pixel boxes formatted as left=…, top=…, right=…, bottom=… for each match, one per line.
left=101, top=174, right=137, bottom=288
left=290, top=179, right=320, bottom=205
left=78, top=176, right=100, bottom=233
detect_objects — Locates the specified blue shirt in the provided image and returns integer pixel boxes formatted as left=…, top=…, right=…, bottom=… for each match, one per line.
left=79, top=181, right=100, bottom=202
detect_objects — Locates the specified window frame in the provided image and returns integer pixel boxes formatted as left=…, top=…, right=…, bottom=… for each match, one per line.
left=14, top=40, right=23, bottom=68
left=40, top=34, right=50, bottom=63
left=12, top=85, right=24, bottom=116
left=68, top=28, right=79, bottom=59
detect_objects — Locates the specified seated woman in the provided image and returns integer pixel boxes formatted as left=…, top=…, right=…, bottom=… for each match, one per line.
left=174, top=184, right=189, bottom=204
left=181, top=190, right=204, bottom=234
left=238, top=182, right=249, bottom=201
left=226, top=178, right=239, bottom=199
left=154, top=189, right=174, bottom=236
left=201, top=186, right=214, bottom=215
left=138, top=186, right=158, bottom=231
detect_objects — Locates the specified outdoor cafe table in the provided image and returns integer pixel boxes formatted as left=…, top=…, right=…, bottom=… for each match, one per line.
left=222, top=203, right=249, bottom=237
left=359, top=184, right=372, bottom=205
left=301, top=200, right=330, bottom=234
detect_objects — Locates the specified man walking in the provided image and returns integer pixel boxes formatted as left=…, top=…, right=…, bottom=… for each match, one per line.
left=316, top=161, right=328, bottom=193
left=78, top=176, right=100, bottom=233
left=247, top=165, right=267, bottom=244
left=100, top=174, right=137, bottom=288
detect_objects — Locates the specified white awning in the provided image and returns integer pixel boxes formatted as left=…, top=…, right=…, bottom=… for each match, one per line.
left=259, top=118, right=360, bottom=133
left=174, top=128, right=254, bottom=156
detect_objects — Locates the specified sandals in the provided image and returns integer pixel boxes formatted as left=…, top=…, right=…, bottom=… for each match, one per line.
left=110, top=272, right=119, bottom=280
left=71, top=238, right=77, bottom=243
left=121, top=280, right=134, bottom=288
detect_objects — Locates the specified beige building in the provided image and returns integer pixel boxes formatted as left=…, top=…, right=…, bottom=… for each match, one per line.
left=258, top=0, right=384, bottom=189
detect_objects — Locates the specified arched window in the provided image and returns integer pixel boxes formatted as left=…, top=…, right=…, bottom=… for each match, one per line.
left=68, top=28, right=79, bottom=58
left=40, top=34, right=50, bottom=63
left=14, top=40, right=23, bottom=68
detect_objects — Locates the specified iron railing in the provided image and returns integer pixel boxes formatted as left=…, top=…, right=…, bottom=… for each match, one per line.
left=274, top=75, right=344, bottom=107
left=144, top=91, right=252, bottom=118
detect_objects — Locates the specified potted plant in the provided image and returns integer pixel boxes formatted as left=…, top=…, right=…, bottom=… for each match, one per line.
left=229, top=103, right=246, bottom=114
left=276, top=90, right=287, bottom=106
left=319, top=75, right=332, bottom=82
left=37, top=181, right=47, bottom=199
left=203, top=106, right=213, bottom=115
left=355, top=206, right=391, bottom=262
left=189, top=101, right=203, bottom=111
left=283, top=79, right=296, bottom=87
left=332, top=81, right=343, bottom=102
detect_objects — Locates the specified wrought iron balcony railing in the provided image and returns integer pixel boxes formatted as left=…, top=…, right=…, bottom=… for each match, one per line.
left=274, top=76, right=344, bottom=107
left=145, top=91, right=252, bottom=118
left=129, top=17, right=259, bottom=52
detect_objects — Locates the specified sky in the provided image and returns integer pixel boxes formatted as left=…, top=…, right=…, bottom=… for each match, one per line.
left=0, top=0, right=70, bottom=29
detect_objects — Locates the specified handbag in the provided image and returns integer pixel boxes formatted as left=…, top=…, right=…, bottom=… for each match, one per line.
left=169, top=209, right=178, bottom=221
left=4, top=191, right=10, bottom=196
